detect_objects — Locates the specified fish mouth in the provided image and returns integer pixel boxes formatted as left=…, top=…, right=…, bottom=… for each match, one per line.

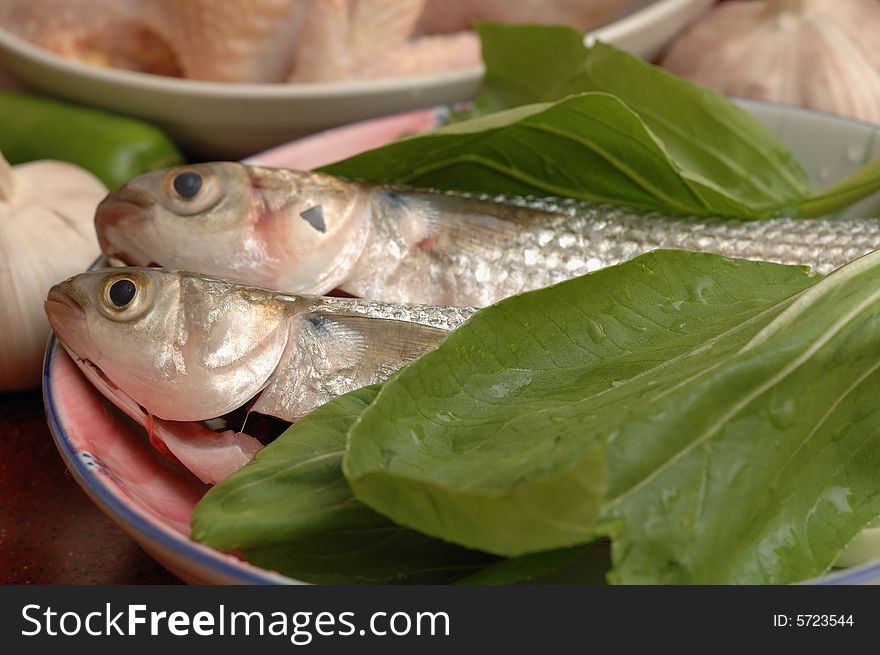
left=95, top=197, right=147, bottom=226
left=45, top=289, right=85, bottom=321
left=75, top=356, right=149, bottom=418
left=98, top=184, right=153, bottom=211
left=71, top=353, right=287, bottom=445
left=94, top=191, right=154, bottom=263
left=67, top=353, right=281, bottom=484
left=95, top=191, right=151, bottom=228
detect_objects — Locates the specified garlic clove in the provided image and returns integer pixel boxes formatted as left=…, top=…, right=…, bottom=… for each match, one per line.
left=661, top=0, right=880, bottom=125
left=0, top=153, right=107, bottom=390
left=799, top=3, right=880, bottom=124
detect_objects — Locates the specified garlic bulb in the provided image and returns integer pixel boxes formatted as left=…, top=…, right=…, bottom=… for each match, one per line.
left=661, top=0, right=880, bottom=124
left=0, top=153, right=106, bottom=390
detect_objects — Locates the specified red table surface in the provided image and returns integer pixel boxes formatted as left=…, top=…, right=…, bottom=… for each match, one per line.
left=0, top=389, right=181, bottom=584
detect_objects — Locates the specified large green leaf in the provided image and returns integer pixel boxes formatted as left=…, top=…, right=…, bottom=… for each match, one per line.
left=471, top=25, right=814, bottom=213
left=469, top=23, right=880, bottom=220
left=343, top=250, right=880, bottom=582
left=323, top=25, right=813, bottom=217
left=242, top=533, right=592, bottom=585
left=343, top=253, right=816, bottom=554
left=191, top=387, right=383, bottom=550
left=242, top=526, right=492, bottom=585
left=191, top=387, right=495, bottom=583
left=600, top=250, right=880, bottom=583
left=325, top=93, right=774, bottom=216
left=191, top=387, right=385, bottom=550
left=456, top=545, right=604, bottom=585
left=191, top=386, right=579, bottom=584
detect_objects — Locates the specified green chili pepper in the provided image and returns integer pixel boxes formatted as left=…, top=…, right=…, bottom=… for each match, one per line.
left=0, top=91, right=184, bottom=189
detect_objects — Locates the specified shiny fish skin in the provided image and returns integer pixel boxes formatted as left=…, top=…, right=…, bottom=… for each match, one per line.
left=343, top=191, right=880, bottom=306
left=45, top=267, right=474, bottom=424
left=44, top=268, right=473, bottom=483
left=95, top=163, right=880, bottom=308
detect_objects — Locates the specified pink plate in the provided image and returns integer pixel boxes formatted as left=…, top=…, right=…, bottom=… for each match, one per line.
left=43, top=103, right=880, bottom=585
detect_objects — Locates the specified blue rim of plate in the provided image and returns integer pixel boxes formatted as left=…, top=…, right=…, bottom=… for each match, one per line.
left=42, top=334, right=294, bottom=585
left=43, top=330, right=880, bottom=585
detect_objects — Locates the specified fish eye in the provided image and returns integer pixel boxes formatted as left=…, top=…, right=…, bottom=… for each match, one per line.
left=172, top=171, right=203, bottom=199
left=98, top=272, right=153, bottom=322
left=161, top=167, right=224, bottom=216
left=108, top=278, right=137, bottom=308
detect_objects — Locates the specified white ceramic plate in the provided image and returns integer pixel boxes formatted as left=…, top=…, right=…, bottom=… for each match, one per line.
left=43, top=97, right=880, bottom=585
left=0, top=0, right=712, bottom=159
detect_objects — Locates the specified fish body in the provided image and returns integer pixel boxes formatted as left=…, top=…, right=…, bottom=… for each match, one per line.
left=45, top=267, right=471, bottom=482
left=95, top=162, right=880, bottom=307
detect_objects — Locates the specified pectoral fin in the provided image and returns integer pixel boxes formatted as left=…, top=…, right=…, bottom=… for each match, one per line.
left=250, top=312, right=450, bottom=421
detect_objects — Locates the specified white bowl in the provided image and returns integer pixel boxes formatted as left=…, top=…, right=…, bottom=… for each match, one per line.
left=0, top=0, right=712, bottom=159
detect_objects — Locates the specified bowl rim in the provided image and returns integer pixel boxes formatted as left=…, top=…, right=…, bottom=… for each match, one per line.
left=0, top=24, right=484, bottom=99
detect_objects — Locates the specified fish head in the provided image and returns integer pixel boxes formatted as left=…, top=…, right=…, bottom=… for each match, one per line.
left=45, top=267, right=290, bottom=422
left=95, top=162, right=258, bottom=272
left=95, top=163, right=372, bottom=295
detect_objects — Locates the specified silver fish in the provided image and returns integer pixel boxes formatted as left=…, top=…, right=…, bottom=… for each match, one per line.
left=45, top=267, right=472, bottom=483
left=95, top=162, right=880, bottom=307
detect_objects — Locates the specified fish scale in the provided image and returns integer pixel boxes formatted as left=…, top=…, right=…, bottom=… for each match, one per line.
left=344, top=189, right=880, bottom=306
left=305, top=295, right=476, bottom=331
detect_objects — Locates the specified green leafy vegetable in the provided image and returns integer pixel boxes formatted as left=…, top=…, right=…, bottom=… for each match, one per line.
left=471, top=25, right=813, bottom=213
left=192, top=386, right=579, bottom=584
left=321, top=24, right=880, bottom=219
left=468, top=23, right=880, bottom=220
left=193, top=249, right=880, bottom=584
left=192, top=387, right=383, bottom=551
left=242, top=526, right=492, bottom=585
left=602, top=248, right=880, bottom=582
left=344, top=250, right=880, bottom=582
left=344, top=252, right=816, bottom=554
left=326, top=94, right=776, bottom=216
left=192, top=387, right=495, bottom=583
left=456, top=546, right=589, bottom=585
left=797, top=157, right=880, bottom=218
